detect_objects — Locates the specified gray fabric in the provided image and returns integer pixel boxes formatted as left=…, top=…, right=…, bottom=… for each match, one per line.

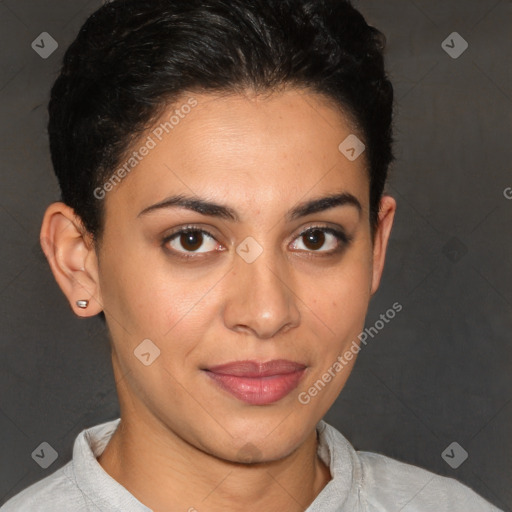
left=0, top=418, right=502, bottom=512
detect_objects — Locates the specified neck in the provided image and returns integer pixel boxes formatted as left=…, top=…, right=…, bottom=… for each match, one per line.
left=97, top=413, right=331, bottom=512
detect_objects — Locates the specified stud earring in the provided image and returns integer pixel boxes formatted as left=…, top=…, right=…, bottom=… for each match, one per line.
left=76, top=300, right=89, bottom=309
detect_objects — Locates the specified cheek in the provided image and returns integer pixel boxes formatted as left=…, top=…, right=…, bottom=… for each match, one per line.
left=295, top=258, right=371, bottom=413
left=99, top=240, right=207, bottom=335
left=100, top=258, right=213, bottom=394
left=304, top=248, right=372, bottom=336
left=298, top=246, right=372, bottom=405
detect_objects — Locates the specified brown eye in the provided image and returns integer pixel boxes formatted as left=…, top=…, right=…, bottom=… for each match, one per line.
left=290, top=227, right=350, bottom=253
left=302, top=229, right=325, bottom=251
left=166, top=229, right=219, bottom=254
left=180, top=231, right=203, bottom=251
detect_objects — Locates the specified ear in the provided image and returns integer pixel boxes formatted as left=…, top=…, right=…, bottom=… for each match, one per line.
left=40, top=202, right=103, bottom=317
left=370, top=195, right=397, bottom=296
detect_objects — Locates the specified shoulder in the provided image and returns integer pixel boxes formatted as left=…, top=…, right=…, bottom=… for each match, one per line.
left=0, top=461, right=90, bottom=511
left=316, top=421, right=501, bottom=511
left=357, top=450, right=501, bottom=512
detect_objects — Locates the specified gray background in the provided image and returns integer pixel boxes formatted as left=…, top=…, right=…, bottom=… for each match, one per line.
left=1, top=0, right=511, bottom=509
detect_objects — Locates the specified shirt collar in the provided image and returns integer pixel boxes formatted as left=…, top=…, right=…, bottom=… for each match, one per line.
left=309, top=420, right=362, bottom=511
left=69, top=417, right=360, bottom=512
left=70, top=417, right=151, bottom=511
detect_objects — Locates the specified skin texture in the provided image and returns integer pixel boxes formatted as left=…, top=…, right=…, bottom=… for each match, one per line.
left=41, top=88, right=396, bottom=512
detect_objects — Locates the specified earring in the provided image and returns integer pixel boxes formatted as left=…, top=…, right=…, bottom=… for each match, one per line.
left=76, top=300, right=89, bottom=309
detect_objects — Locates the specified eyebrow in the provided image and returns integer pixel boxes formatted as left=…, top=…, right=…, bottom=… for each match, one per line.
left=137, top=191, right=362, bottom=221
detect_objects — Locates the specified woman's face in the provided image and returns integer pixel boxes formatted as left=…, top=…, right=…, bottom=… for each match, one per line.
left=90, top=89, right=395, bottom=462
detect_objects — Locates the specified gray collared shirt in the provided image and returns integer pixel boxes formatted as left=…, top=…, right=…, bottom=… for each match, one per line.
left=0, top=418, right=502, bottom=511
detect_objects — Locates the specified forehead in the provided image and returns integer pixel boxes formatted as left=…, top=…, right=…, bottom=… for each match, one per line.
left=103, top=88, right=369, bottom=220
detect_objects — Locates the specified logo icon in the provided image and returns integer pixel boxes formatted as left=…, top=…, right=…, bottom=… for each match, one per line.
left=134, top=338, right=161, bottom=366
left=442, top=32, right=468, bottom=59
left=31, top=442, right=58, bottom=469
left=339, top=134, right=365, bottom=161
left=236, top=237, right=264, bottom=264
left=442, top=442, right=468, bottom=469
left=31, top=32, right=59, bottom=59
left=442, top=237, right=468, bottom=263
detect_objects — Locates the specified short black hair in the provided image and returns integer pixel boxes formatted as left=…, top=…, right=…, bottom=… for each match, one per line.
left=48, top=0, right=394, bottom=242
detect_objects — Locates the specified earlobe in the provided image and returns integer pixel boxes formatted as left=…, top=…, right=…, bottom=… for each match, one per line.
left=370, top=195, right=397, bottom=297
left=40, top=202, right=103, bottom=317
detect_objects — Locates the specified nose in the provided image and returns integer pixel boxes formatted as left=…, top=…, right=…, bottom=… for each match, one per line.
left=222, top=249, right=301, bottom=339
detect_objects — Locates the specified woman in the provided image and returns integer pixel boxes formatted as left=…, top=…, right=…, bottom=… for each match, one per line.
left=1, top=0, right=503, bottom=510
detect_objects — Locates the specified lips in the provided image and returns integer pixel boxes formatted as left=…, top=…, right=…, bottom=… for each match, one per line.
left=204, top=359, right=307, bottom=405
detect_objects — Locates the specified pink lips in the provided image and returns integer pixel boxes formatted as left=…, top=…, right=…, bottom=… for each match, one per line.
left=204, top=359, right=307, bottom=405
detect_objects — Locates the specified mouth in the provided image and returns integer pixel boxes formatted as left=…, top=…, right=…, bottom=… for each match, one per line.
left=203, top=359, right=307, bottom=405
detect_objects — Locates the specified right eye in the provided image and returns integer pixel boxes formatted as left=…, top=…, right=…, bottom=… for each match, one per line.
left=164, top=229, right=221, bottom=255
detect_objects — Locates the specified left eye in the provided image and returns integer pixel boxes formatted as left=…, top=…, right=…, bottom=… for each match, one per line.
left=167, top=230, right=219, bottom=253
left=290, top=228, right=346, bottom=252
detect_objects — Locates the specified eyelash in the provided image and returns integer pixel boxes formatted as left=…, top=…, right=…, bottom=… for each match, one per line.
left=162, top=224, right=353, bottom=261
left=293, top=225, right=353, bottom=257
